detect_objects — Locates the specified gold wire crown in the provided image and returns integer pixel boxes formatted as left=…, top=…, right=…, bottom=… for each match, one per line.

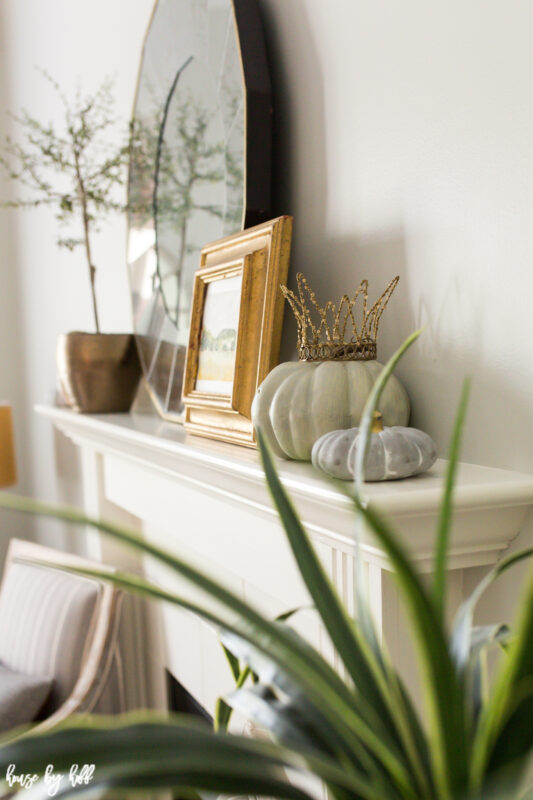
left=281, top=273, right=400, bottom=362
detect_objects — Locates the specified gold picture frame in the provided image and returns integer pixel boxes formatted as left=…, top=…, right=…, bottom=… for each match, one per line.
left=182, top=216, right=293, bottom=447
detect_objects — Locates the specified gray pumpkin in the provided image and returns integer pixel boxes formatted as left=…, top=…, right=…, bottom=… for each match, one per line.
left=311, top=414, right=437, bottom=482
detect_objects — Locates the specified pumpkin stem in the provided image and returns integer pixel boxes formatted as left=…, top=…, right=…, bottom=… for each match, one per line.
left=371, top=411, right=384, bottom=433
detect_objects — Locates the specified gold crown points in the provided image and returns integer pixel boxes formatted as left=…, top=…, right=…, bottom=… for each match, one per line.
left=280, top=273, right=400, bottom=362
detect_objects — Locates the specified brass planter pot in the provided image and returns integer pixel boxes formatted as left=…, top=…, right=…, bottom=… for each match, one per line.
left=57, top=332, right=141, bottom=414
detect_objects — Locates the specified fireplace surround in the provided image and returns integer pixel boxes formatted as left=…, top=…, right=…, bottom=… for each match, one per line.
left=38, top=405, right=533, bottom=721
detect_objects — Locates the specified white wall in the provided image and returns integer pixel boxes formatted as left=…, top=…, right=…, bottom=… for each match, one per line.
left=0, top=13, right=32, bottom=559
left=1, top=1, right=532, bottom=614
left=258, top=0, right=533, bottom=622
left=262, top=0, right=533, bottom=473
left=0, top=0, right=154, bottom=547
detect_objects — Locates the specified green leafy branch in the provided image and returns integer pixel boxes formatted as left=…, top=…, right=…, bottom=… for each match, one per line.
left=0, top=70, right=131, bottom=332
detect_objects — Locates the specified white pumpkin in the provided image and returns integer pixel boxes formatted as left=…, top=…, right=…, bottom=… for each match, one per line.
left=251, top=360, right=410, bottom=460
left=311, top=415, right=437, bottom=481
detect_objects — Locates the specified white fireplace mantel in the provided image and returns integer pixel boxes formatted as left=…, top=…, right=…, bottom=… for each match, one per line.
left=38, top=404, right=533, bottom=570
left=37, top=404, right=533, bottom=715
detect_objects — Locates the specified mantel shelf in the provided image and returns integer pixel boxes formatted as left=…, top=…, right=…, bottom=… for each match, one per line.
left=37, top=404, right=533, bottom=572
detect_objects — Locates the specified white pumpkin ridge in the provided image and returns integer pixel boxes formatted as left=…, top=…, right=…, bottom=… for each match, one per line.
left=311, top=423, right=437, bottom=482
left=251, top=360, right=410, bottom=461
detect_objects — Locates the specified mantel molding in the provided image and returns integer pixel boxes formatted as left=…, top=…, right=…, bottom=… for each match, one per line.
left=37, top=405, right=533, bottom=572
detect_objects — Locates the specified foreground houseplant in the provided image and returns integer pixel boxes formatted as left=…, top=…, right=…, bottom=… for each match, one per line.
left=0, top=333, right=532, bottom=798
left=0, top=72, right=140, bottom=413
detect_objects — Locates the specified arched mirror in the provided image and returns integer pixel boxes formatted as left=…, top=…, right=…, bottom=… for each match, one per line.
left=127, top=0, right=272, bottom=421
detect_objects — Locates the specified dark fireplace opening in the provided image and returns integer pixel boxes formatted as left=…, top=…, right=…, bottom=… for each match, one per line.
left=166, top=669, right=212, bottom=723
left=165, top=672, right=213, bottom=800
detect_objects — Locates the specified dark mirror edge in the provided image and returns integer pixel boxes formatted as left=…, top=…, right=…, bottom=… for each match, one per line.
left=233, top=0, right=273, bottom=225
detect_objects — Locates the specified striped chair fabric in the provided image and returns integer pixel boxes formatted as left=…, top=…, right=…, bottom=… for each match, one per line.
left=0, top=539, right=125, bottom=728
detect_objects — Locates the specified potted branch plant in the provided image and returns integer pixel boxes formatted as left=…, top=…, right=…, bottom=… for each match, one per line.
left=0, top=71, right=141, bottom=413
left=0, top=332, right=531, bottom=798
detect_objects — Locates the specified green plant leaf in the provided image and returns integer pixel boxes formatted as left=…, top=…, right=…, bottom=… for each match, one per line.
left=0, top=497, right=353, bottom=694
left=265, top=331, right=433, bottom=798
left=345, top=330, right=436, bottom=798
left=470, top=565, right=533, bottom=795
left=321, top=484, right=435, bottom=799
left=227, top=682, right=335, bottom=755
left=346, top=493, right=469, bottom=798
left=353, top=329, right=423, bottom=494
left=469, top=624, right=511, bottom=654
left=351, top=331, right=422, bottom=675
left=346, top=331, right=471, bottom=796
left=451, top=547, right=533, bottom=671
left=215, top=642, right=242, bottom=732
left=220, top=627, right=384, bottom=790
left=214, top=696, right=233, bottom=734
left=224, top=683, right=374, bottom=800
left=257, top=429, right=430, bottom=800
left=25, top=559, right=362, bottom=752
left=22, top=558, right=423, bottom=800
left=218, top=605, right=309, bottom=733
left=275, top=606, right=312, bottom=623
left=464, top=625, right=511, bottom=725
left=433, top=379, right=471, bottom=618
left=221, top=642, right=241, bottom=682
left=22, top=766, right=312, bottom=800
left=0, top=716, right=384, bottom=800
left=258, top=426, right=393, bottom=711
left=3, top=509, right=407, bottom=792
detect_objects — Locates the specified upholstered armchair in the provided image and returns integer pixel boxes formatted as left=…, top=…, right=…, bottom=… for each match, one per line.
left=0, top=539, right=125, bottom=733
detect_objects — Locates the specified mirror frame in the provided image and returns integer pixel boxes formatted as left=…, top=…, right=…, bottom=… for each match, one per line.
left=128, top=0, right=273, bottom=422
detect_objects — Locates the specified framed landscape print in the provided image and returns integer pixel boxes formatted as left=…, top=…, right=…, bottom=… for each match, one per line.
left=195, top=272, right=243, bottom=396
left=182, top=216, right=293, bottom=447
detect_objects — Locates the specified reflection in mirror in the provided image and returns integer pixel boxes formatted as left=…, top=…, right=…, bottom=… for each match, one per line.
left=127, top=0, right=270, bottom=420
